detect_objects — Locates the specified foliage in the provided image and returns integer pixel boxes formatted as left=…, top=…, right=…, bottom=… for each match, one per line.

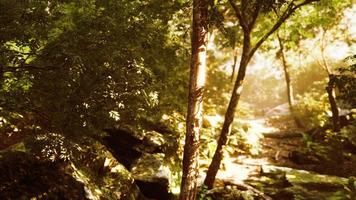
left=197, top=185, right=213, bottom=200
left=345, top=176, right=356, bottom=200
left=336, top=55, right=356, bottom=108
left=0, top=151, right=87, bottom=199
left=294, top=55, right=356, bottom=173
left=0, top=0, right=189, bottom=140
left=25, top=133, right=139, bottom=199
left=340, top=122, right=356, bottom=148
left=200, top=116, right=255, bottom=165
left=227, top=125, right=261, bottom=156
left=294, top=87, right=330, bottom=128
left=201, top=187, right=256, bottom=200
left=0, top=0, right=355, bottom=198
left=293, top=62, right=329, bottom=95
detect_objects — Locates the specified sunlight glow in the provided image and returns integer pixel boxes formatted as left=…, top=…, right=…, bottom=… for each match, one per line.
left=326, top=42, right=349, bottom=60
left=238, top=118, right=279, bottom=134
left=342, top=5, right=356, bottom=40
left=207, top=118, right=279, bottom=184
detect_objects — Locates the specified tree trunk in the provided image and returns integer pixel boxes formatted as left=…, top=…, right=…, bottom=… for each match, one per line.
left=319, top=30, right=340, bottom=132
left=326, top=75, right=340, bottom=132
left=203, top=0, right=318, bottom=190
left=277, top=36, right=294, bottom=108
left=231, top=46, right=238, bottom=82
left=179, top=0, right=208, bottom=199
left=204, top=33, right=251, bottom=189
left=277, top=34, right=303, bottom=128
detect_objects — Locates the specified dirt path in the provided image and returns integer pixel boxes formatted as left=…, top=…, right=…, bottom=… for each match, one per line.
left=210, top=116, right=355, bottom=199
left=215, top=116, right=304, bottom=183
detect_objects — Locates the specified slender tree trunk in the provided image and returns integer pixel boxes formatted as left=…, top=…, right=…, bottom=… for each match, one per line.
left=326, top=75, right=340, bottom=132
left=231, top=46, right=238, bottom=82
left=276, top=34, right=303, bottom=128
left=179, top=0, right=208, bottom=199
left=319, top=29, right=340, bottom=132
left=277, top=35, right=294, bottom=108
left=204, top=33, right=251, bottom=189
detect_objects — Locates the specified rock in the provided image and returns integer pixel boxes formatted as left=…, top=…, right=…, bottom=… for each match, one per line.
left=66, top=137, right=142, bottom=200
left=103, top=128, right=166, bottom=169
left=130, top=153, right=173, bottom=200
left=246, top=166, right=350, bottom=200
left=0, top=129, right=176, bottom=200
left=21, top=133, right=142, bottom=200
left=141, top=130, right=165, bottom=153
left=288, top=150, right=319, bottom=165
left=0, top=151, right=87, bottom=200
left=103, top=128, right=144, bottom=169
left=205, top=187, right=257, bottom=200
left=103, top=124, right=180, bottom=199
left=271, top=189, right=294, bottom=200
left=286, top=168, right=348, bottom=189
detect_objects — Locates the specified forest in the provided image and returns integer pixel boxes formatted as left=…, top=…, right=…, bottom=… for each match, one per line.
left=0, top=0, right=355, bottom=199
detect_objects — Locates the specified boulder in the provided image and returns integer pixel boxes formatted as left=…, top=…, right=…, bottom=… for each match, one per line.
left=103, top=128, right=166, bottom=169
left=0, top=133, right=143, bottom=200
left=102, top=126, right=179, bottom=199
left=103, top=128, right=144, bottom=169
left=0, top=151, right=87, bottom=199
left=130, top=153, right=173, bottom=200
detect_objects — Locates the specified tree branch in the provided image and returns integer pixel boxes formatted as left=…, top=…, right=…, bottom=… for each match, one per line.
left=320, top=28, right=332, bottom=75
left=249, top=0, right=320, bottom=58
left=248, top=2, right=261, bottom=30
left=228, top=0, right=249, bottom=32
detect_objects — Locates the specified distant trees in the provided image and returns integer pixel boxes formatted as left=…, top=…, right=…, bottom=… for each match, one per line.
left=287, top=0, right=354, bottom=131
left=179, top=0, right=208, bottom=199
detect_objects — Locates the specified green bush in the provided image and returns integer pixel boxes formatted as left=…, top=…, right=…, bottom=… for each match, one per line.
left=294, top=88, right=330, bottom=129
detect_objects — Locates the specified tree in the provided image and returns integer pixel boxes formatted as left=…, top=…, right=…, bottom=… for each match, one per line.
left=274, top=0, right=353, bottom=131
left=204, top=0, right=319, bottom=188
left=277, top=33, right=294, bottom=112
left=180, top=0, right=208, bottom=198
left=316, top=29, right=341, bottom=132
left=0, top=0, right=189, bottom=136
left=276, top=32, right=303, bottom=127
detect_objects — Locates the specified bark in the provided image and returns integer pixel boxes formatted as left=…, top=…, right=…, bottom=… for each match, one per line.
left=277, top=35, right=294, bottom=108
left=179, top=0, right=208, bottom=199
left=277, top=34, right=303, bottom=128
left=320, top=29, right=340, bottom=132
left=230, top=47, right=238, bottom=82
left=326, top=75, right=340, bottom=132
left=204, top=32, right=252, bottom=189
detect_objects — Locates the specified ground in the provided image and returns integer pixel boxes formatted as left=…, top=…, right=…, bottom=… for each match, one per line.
left=206, top=114, right=356, bottom=199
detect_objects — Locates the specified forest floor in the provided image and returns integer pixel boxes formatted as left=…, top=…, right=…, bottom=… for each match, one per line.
left=214, top=116, right=304, bottom=184
left=211, top=114, right=356, bottom=199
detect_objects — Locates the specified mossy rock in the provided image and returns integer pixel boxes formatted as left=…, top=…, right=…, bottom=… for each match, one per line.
left=1, top=134, right=142, bottom=200
left=0, top=151, right=87, bottom=200
left=131, top=153, right=173, bottom=200
left=204, top=187, right=256, bottom=200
